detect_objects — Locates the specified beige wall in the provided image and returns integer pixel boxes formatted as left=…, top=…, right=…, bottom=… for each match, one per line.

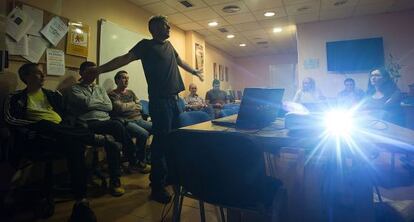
left=234, top=54, right=298, bottom=88
left=296, top=10, right=414, bottom=97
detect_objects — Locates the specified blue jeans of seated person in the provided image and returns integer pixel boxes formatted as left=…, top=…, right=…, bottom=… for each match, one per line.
left=125, top=119, right=152, bottom=162
left=149, top=97, right=182, bottom=190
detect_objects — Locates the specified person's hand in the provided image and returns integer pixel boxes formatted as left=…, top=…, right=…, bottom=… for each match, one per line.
left=214, top=103, right=223, bottom=108
left=193, top=69, right=204, bottom=82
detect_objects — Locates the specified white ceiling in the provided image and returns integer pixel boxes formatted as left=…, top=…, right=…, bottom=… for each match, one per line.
left=129, top=0, right=414, bottom=57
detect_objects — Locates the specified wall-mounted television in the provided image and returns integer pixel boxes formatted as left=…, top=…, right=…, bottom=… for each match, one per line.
left=326, top=37, right=384, bottom=72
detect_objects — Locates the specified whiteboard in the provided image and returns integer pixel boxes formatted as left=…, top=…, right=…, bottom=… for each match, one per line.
left=98, top=19, right=149, bottom=100
left=269, top=64, right=297, bottom=101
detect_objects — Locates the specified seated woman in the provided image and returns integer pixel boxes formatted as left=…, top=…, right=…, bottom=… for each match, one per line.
left=293, top=77, right=325, bottom=104
left=363, top=67, right=403, bottom=125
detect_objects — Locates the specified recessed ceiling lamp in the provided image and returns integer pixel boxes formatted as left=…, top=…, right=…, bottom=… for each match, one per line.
left=208, top=21, right=218, bottom=27
left=222, top=5, right=241, bottom=13
left=264, top=11, right=275, bottom=17
left=273, top=27, right=283, bottom=33
left=227, top=34, right=235, bottom=39
left=239, top=43, right=246, bottom=47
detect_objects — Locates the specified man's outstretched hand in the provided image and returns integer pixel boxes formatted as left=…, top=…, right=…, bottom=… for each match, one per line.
left=194, top=69, right=204, bottom=82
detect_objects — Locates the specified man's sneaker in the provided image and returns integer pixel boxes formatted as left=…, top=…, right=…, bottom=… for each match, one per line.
left=133, top=161, right=151, bottom=174
left=150, top=188, right=172, bottom=204
left=69, top=200, right=97, bottom=222
left=109, top=178, right=125, bottom=197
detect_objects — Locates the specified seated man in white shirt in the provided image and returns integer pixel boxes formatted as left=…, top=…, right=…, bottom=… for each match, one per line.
left=183, top=83, right=214, bottom=117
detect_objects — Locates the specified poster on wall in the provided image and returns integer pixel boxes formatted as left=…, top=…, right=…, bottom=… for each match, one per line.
left=219, top=64, right=223, bottom=81
left=213, top=63, right=217, bottom=79
left=66, top=22, right=89, bottom=57
left=195, top=43, right=204, bottom=71
left=225, top=66, right=229, bottom=82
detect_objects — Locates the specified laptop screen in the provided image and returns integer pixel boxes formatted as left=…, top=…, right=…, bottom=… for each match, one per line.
left=236, top=88, right=285, bottom=129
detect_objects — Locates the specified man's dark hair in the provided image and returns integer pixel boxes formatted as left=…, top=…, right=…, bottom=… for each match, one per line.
left=148, top=15, right=167, bottom=34
left=344, top=78, right=355, bottom=85
left=212, top=79, right=220, bottom=86
left=18, top=63, right=38, bottom=84
left=79, top=61, right=96, bottom=75
left=114, top=70, right=128, bottom=84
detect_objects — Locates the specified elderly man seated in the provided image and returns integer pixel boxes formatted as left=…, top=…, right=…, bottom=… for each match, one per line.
left=205, top=79, right=228, bottom=118
left=3, top=63, right=109, bottom=221
left=108, top=70, right=151, bottom=173
left=184, top=83, right=214, bottom=118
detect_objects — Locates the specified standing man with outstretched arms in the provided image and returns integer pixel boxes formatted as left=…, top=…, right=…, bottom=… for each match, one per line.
left=83, top=15, right=203, bottom=203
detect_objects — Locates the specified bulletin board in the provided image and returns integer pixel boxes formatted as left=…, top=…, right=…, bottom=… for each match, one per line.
left=7, top=1, right=86, bottom=69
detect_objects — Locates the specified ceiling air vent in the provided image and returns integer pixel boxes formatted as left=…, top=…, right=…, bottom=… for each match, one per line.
left=218, top=28, right=228, bottom=33
left=179, top=1, right=193, bottom=8
left=297, top=6, right=310, bottom=12
left=222, top=5, right=241, bottom=13
left=256, top=41, right=268, bottom=45
left=334, top=0, right=348, bottom=6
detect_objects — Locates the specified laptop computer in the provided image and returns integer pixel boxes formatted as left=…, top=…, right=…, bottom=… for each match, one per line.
left=212, top=88, right=285, bottom=129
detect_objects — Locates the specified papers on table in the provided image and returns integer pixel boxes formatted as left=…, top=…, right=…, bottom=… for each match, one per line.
left=23, top=35, right=49, bottom=63
left=22, top=5, right=44, bottom=36
left=6, top=35, right=28, bottom=56
left=46, top=49, right=65, bottom=76
left=40, top=16, right=68, bottom=46
left=6, top=7, right=34, bottom=42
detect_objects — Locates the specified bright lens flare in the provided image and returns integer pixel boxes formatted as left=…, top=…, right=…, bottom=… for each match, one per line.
left=324, top=110, right=354, bottom=135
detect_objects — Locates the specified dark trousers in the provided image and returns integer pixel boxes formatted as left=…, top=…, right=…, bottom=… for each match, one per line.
left=27, top=120, right=91, bottom=200
left=149, top=97, right=182, bottom=190
left=86, top=120, right=135, bottom=179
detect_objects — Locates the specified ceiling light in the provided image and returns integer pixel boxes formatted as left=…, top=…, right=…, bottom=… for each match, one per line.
left=239, top=43, right=246, bottom=47
left=208, top=21, right=218, bottom=27
left=273, top=27, right=283, bottom=33
left=264, top=11, right=275, bottom=17
left=227, top=34, right=235, bottom=39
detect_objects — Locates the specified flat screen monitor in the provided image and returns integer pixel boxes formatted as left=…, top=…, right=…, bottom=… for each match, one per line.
left=326, top=37, right=384, bottom=72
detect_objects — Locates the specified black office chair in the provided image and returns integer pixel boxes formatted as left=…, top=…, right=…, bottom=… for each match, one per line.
left=5, top=127, right=61, bottom=219
left=167, top=131, right=287, bottom=222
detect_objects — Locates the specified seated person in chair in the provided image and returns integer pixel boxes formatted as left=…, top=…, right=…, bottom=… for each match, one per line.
left=3, top=63, right=103, bottom=221
left=108, top=70, right=151, bottom=173
left=363, top=67, right=403, bottom=125
left=65, top=61, right=139, bottom=196
left=184, top=83, right=214, bottom=118
left=337, top=78, right=364, bottom=108
left=293, top=77, right=325, bottom=104
left=205, top=79, right=228, bottom=118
